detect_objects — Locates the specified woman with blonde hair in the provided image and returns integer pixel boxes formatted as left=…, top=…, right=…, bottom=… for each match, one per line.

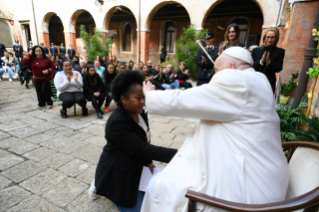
left=217, top=23, right=245, bottom=56
left=251, top=27, right=285, bottom=93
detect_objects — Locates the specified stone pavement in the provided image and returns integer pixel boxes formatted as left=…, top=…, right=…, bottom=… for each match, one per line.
left=0, top=80, right=196, bottom=212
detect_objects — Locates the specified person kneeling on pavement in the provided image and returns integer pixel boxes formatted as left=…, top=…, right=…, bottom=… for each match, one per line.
left=54, top=59, right=88, bottom=118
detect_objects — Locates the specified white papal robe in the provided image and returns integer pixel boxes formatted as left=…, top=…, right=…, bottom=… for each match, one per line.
left=141, top=68, right=289, bottom=212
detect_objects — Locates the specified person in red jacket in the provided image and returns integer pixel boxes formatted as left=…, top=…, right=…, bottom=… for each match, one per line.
left=22, top=46, right=56, bottom=108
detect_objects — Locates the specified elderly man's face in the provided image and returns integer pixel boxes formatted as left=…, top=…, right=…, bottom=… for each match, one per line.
left=147, top=61, right=152, bottom=66
left=80, top=61, right=86, bottom=68
left=166, top=65, right=172, bottom=72
left=214, top=54, right=232, bottom=74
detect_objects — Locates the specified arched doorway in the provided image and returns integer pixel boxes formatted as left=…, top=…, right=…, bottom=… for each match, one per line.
left=0, top=20, right=12, bottom=47
left=48, top=14, right=65, bottom=46
left=106, top=6, right=137, bottom=63
left=203, top=0, right=263, bottom=48
left=147, top=2, right=191, bottom=64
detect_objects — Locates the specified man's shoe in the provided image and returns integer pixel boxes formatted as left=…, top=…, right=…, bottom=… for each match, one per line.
left=38, top=105, right=46, bottom=109
left=88, top=180, right=98, bottom=200
left=47, top=105, right=53, bottom=109
left=9, top=78, right=12, bottom=82
left=82, top=108, right=88, bottom=116
left=26, top=85, right=30, bottom=89
left=104, top=106, right=109, bottom=113
left=60, top=109, right=68, bottom=118
left=97, top=112, right=103, bottom=119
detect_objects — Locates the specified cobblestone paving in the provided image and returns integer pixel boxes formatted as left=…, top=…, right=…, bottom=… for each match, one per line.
left=0, top=81, right=196, bottom=212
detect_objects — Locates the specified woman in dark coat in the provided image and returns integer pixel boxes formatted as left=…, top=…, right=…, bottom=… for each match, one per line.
left=83, top=65, right=105, bottom=119
left=160, top=44, right=166, bottom=63
left=102, top=63, right=117, bottom=113
left=89, top=70, right=177, bottom=212
left=252, top=27, right=285, bottom=93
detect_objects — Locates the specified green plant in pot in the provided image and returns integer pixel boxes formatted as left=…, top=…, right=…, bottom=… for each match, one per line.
left=279, top=72, right=299, bottom=104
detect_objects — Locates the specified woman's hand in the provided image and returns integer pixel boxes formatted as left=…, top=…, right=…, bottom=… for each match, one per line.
left=266, top=52, right=271, bottom=64
left=43, top=70, right=49, bottom=74
left=261, top=52, right=270, bottom=64
left=218, top=44, right=223, bottom=55
left=74, top=73, right=78, bottom=80
left=148, top=163, right=156, bottom=174
left=29, top=50, right=32, bottom=55
left=202, top=56, right=207, bottom=64
left=143, top=81, right=155, bottom=96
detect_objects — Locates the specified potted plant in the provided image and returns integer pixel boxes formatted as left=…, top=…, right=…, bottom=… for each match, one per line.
left=280, top=72, right=299, bottom=104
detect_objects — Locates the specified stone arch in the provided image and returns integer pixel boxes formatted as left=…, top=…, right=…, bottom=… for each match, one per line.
left=42, top=12, right=64, bottom=33
left=103, top=6, right=137, bottom=31
left=0, top=20, right=13, bottom=47
left=70, top=9, right=96, bottom=32
left=145, top=1, right=191, bottom=30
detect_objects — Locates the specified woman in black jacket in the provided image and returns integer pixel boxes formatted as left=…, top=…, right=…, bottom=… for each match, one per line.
left=102, top=63, right=117, bottom=113
left=83, top=65, right=105, bottom=119
left=176, top=61, right=192, bottom=89
left=90, top=70, right=177, bottom=212
left=252, top=27, right=285, bottom=93
left=160, top=44, right=166, bottom=63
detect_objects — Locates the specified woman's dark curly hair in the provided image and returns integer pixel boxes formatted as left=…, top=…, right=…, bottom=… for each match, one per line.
left=111, top=70, right=144, bottom=105
left=31, top=46, right=48, bottom=59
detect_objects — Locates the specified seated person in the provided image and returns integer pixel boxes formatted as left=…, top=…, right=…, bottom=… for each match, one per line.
left=54, top=60, right=88, bottom=118
left=126, top=60, right=134, bottom=71
left=102, top=63, right=117, bottom=113
left=118, top=64, right=125, bottom=74
left=147, top=60, right=155, bottom=74
left=142, top=65, right=154, bottom=82
left=19, top=55, right=32, bottom=89
left=176, top=61, right=192, bottom=89
left=162, top=64, right=179, bottom=89
left=83, top=65, right=105, bottom=119
left=0, top=51, right=15, bottom=82
left=65, top=54, right=70, bottom=60
left=85, top=56, right=93, bottom=67
left=75, top=60, right=88, bottom=75
left=133, top=64, right=141, bottom=73
left=71, top=56, right=80, bottom=69
left=9, top=52, right=19, bottom=79
left=94, top=60, right=105, bottom=77
left=151, top=64, right=165, bottom=90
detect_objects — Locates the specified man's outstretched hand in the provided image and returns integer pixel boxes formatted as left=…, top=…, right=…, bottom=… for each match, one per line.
left=143, top=81, right=155, bottom=96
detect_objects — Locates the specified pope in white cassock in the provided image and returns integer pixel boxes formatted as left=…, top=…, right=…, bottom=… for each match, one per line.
left=141, top=47, right=289, bottom=212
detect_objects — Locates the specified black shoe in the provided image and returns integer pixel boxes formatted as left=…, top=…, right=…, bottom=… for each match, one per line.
left=60, top=109, right=68, bottom=118
left=97, top=112, right=103, bottom=119
left=100, top=110, right=104, bottom=114
left=26, top=85, right=30, bottom=89
left=82, top=108, right=88, bottom=116
left=21, top=80, right=24, bottom=85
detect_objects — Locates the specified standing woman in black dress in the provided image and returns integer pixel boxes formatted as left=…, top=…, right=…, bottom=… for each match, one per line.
left=89, top=71, right=177, bottom=212
left=160, top=44, right=166, bottom=63
left=252, top=27, right=285, bottom=93
left=216, top=23, right=245, bottom=58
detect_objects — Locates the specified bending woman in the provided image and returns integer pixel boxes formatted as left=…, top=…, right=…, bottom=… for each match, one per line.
left=90, top=70, right=177, bottom=212
left=54, top=60, right=88, bottom=118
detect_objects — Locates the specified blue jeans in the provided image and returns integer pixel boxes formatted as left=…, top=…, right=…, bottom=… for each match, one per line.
left=0, top=67, right=14, bottom=79
left=162, top=79, right=180, bottom=89
left=115, top=191, right=145, bottom=212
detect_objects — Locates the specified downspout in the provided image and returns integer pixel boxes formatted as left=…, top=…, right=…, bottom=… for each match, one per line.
left=276, top=0, right=284, bottom=26
left=138, top=0, right=141, bottom=64
left=292, top=3, right=319, bottom=108
left=31, top=0, right=39, bottom=44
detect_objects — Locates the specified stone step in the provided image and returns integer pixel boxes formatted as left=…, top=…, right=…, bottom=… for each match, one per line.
left=1, top=72, right=20, bottom=81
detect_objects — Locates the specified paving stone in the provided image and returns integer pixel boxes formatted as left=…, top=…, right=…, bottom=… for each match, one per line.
left=76, top=165, right=97, bottom=184
left=0, top=154, right=24, bottom=171
left=20, top=168, right=67, bottom=195
left=19, top=116, right=45, bottom=125
left=0, top=131, right=10, bottom=140
left=42, top=177, right=88, bottom=208
left=40, top=153, right=74, bottom=168
left=173, top=134, right=188, bottom=142
left=6, top=195, right=66, bottom=212
left=150, top=122, right=178, bottom=132
left=151, top=136, right=173, bottom=147
left=52, top=118, right=91, bottom=130
left=27, top=110, right=57, bottom=120
left=68, top=191, right=116, bottom=212
left=41, top=136, right=88, bottom=154
left=81, top=124, right=105, bottom=136
left=160, top=132, right=176, bottom=140
left=171, top=125, right=192, bottom=135
left=59, top=158, right=92, bottom=177
left=71, top=144, right=103, bottom=164
left=0, top=137, right=25, bottom=149
left=25, top=133, right=52, bottom=144
left=9, top=142, right=39, bottom=154
left=84, top=136, right=106, bottom=147
left=0, top=175, right=12, bottom=190
left=169, top=141, right=184, bottom=149
left=90, top=119, right=107, bottom=125
left=23, top=147, right=56, bottom=161
left=8, top=127, right=41, bottom=138
left=2, top=160, right=46, bottom=183
left=30, top=122, right=60, bottom=132
left=68, top=131, right=94, bottom=141
left=0, top=149, right=9, bottom=158
left=0, top=186, right=30, bottom=212
left=0, top=120, right=28, bottom=132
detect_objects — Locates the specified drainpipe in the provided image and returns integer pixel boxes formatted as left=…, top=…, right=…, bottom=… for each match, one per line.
left=138, top=0, right=141, bottom=64
left=292, top=3, right=319, bottom=108
left=276, top=0, right=284, bottom=26
left=31, top=0, right=39, bottom=44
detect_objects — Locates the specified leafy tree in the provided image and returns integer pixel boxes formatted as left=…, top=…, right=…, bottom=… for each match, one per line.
left=80, top=25, right=112, bottom=61
left=175, top=25, right=208, bottom=79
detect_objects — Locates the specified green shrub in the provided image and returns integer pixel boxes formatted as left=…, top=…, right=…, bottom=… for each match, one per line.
left=280, top=72, right=299, bottom=96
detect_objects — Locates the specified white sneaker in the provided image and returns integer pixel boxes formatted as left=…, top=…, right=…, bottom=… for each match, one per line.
left=88, top=179, right=98, bottom=200
left=47, top=105, right=53, bottom=109
left=9, top=78, right=12, bottom=82
left=12, top=74, right=18, bottom=79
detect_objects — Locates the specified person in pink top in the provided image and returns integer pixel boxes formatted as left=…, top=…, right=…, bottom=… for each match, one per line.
left=22, top=45, right=56, bottom=109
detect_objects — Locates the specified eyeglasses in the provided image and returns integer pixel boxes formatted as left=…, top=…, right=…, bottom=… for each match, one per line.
left=266, top=36, right=276, bottom=40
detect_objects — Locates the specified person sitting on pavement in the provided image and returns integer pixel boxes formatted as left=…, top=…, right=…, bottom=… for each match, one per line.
left=54, top=59, right=88, bottom=118
left=162, top=64, right=179, bottom=89
left=102, top=63, right=117, bottom=113
left=176, top=61, right=192, bottom=89
left=85, top=56, right=93, bottom=67
left=118, top=64, right=126, bottom=74
left=126, top=60, right=134, bottom=71
left=9, top=52, right=20, bottom=79
left=147, top=60, right=155, bottom=75
left=75, top=60, right=88, bottom=75
left=133, top=64, right=141, bottom=73
left=94, top=60, right=105, bottom=77
left=71, top=56, right=80, bottom=69
left=142, top=65, right=154, bottom=82
left=83, top=65, right=105, bottom=119
left=151, top=64, right=165, bottom=90
left=0, top=51, right=15, bottom=82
